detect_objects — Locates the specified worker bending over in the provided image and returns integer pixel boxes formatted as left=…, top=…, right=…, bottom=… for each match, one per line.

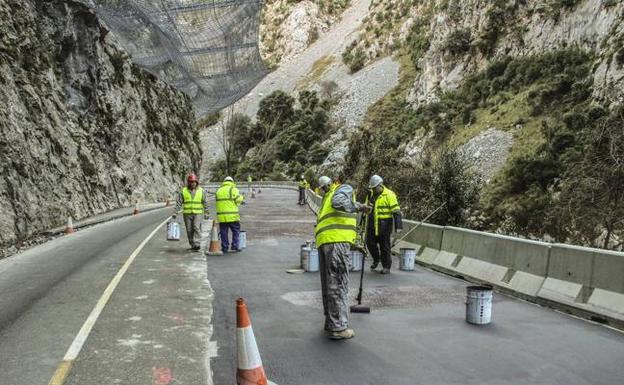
left=216, top=176, right=245, bottom=253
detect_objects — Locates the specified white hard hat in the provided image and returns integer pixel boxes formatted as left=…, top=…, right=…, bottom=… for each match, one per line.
left=368, top=174, right=383, bottom=189
left=224, top=176, right=234, bottom=182
left=301, top=175, right=305, bottom=179
left=318, top=176, right=331, bottom=188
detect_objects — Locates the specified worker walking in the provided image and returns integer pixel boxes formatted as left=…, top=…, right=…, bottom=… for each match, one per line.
left=316, top=175, right=371, bottom=340
left=365, top=175, right=403, bottom=274
left=216, top=176, right=245, bottom=253
left=173, top=173, right=209, bottom=251
left=298, top=175, right=309, bottom=205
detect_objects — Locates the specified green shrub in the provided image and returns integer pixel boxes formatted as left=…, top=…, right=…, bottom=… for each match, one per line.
left=443, top=28, right=472, bottom=57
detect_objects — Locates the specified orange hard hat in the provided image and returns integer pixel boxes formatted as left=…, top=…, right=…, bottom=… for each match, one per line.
left=187, top=174, right=199, bottom=183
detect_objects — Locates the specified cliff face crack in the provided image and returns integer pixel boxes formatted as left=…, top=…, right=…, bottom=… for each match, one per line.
left=85, top=0, right=268, bottom=117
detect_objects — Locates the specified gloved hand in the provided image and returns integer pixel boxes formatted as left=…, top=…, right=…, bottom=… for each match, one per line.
left=396, top=228, right=403, bottom=234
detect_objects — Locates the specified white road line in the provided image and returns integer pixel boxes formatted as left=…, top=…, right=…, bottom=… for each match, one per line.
left=48, top=217, right=169, bottom=385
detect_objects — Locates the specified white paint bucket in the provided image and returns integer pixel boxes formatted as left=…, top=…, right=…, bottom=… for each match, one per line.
left=307, top=247, right=319, bottom=272
left=399, top=248, right=416, bottom=271
left=466, top=286, right=493, bottom=325
left=239, top=231, right=247, bottom=249
left=350, top=250, right=363, bottom=271
left=166, top=221, right=180, bottom=241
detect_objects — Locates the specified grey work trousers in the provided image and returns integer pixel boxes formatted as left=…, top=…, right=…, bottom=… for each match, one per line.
left=183, top=214, right=202, bottom=248
left=318, top=242, right=351, bottom=332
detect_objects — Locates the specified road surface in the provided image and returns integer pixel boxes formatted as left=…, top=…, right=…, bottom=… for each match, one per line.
left=1, top=188, right=623, bottom=385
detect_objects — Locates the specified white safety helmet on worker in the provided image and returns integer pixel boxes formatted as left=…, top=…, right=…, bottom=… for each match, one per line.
left=224, top=176, right=234, bottom=182
left=318, top=176, right=331, bottom=188
left=368, top=175, right=383, bottom=189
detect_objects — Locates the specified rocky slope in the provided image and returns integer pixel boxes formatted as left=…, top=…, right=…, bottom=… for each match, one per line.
left=338, top=0, right=624, bottom=177
left=260, top=0, right=351, bottom=67
left=0, top=0, right=201, bottom=247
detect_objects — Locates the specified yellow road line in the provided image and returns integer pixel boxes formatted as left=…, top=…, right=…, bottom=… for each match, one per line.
left=47, top=217, right=169, bottom=385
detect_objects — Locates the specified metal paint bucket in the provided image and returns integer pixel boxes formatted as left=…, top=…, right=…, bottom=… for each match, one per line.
left=300, top=244, right=310, bottom=270
left=466, top=286, right=493, bottom=325
left=166, top=221, right=180, bottom=241
left=399, top=248, right=416, bottom=271
left=307, top=247, right=319, bottom=272
left=239, top=231, right=247, bottom=249
left=350, top=250, right=363, bottom=271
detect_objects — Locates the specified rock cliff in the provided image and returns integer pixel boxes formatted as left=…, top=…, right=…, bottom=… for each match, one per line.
left=0, top=0, right=201, bottom=247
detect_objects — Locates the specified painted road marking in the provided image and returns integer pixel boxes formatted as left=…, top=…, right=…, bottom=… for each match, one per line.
left=47, top=217, right=169, bottom=385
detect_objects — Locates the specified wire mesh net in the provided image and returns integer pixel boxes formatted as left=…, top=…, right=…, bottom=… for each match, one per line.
left=85, top=0, right=267, bottom=117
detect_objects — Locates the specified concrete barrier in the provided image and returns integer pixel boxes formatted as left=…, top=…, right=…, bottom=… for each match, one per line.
left=429, top=227, right=551, bottom=297
left=391, top=221, right=443, bottom=265
left=537, top=244, right=624, bottom=321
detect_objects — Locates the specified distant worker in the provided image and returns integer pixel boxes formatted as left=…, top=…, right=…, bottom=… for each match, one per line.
left=316, top=175, right=371, bottom=340
left=247, top=175, right=253, bottom=193
left=365, top=175, right=403, bottom=274
left=173, top=173, right=209, bottom=251
left=298, top=175, right=309, bottom=205
left=216, top=176, right=245, bottom=253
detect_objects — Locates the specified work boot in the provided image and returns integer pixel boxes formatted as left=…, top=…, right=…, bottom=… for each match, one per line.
left=370, top=262, right=379, bottom=270
left=327, top=328, right=355, bottom=340
left=380, top=268, right=390, bottom=274
left=191, top=246, right=201, bottom=251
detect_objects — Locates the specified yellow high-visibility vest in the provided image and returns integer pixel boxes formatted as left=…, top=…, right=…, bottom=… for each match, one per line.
left=182, top=187, right=204, bottom=215
left=315, top=185, right=357, bottom=247
left=299, top=180, right=310, bottom=189
left=366, top=186, right=400, bottom=236
left=215, top=181, right=243, bottom=223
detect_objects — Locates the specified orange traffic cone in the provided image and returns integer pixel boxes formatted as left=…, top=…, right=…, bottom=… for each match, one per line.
left=133, top=202, right=139, bottom=215
left=64, top=217, right=75, bottom=234
left=206, top=220, right=223, bottom=256
left=236, top=298, right=276, bottom=385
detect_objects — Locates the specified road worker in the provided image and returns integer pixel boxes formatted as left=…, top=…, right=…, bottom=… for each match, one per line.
left=216, top=176, right=245, bottom=253
left=247, top=174, right=253, bottom=193
left=298, top=175, right=310, bottom=205
left=365, top=175, right=403, bottom=274
left=316, top=175, right=371, bottom=340
left=173, top=173, right=209, bottom=251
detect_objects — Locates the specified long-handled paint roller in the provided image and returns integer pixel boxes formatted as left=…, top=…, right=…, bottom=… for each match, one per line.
left=350, top=212, right=371, bottom=314
left=390, top=202, right=446, bottom=248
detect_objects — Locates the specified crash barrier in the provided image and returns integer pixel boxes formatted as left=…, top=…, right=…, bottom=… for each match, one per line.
left=210, top=182, right=623, bottom=325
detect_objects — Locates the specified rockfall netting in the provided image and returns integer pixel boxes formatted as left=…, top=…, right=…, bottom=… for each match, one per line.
left=86, top=0, right=267, bottom=117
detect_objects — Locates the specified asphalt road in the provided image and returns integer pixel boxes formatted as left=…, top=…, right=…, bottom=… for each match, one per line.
left=1, top=188, right=624, bottom=385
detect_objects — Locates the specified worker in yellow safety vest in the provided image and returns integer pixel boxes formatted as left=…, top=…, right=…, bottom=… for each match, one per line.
left=215, top=176, right=245, bottom=253
left=365, top=174, right=403, bottom=274
left=298, top=175, right=310, bottom=205
left=315, top=175, right=371, bottom=340
left=173, top=173, right=209, bottom=251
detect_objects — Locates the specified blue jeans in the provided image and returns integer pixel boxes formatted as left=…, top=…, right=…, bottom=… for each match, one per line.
left=219, top=221, right=240, bottom=251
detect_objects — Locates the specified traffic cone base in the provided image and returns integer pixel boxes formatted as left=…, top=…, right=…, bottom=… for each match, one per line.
left=206, top=220, right=223, bottom=255
left=64, top=217, right=75, bottom=234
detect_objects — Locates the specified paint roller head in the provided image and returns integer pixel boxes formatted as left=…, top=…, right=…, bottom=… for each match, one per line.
left=350, top=305, right=370, bottom=313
